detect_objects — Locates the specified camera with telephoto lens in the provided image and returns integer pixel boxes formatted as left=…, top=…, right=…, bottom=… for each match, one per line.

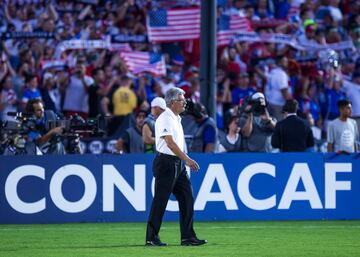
left=239, top=96, right=266, bottom=116
left=184, top=99, right=206, bottom=119
left=46, top=114, right=106, bottom=154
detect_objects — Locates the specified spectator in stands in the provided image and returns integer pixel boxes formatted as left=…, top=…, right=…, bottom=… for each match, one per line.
left=0, top=0, right=359, bottom=153
left=159, top=73, right=176, bottom=96
left=88, top=68, right=105, bottom=118
left=115, top=109, right=146, bottom=154
left=265, top=55, right=292, bottom=122
left=62, top=63, right=93, bottom=119
left=143, top=97, right=166, bottom=153
left=39, top=72, right=61, bottom=114
left=255, top=0, right=274, bottom=19
left=218, top=112, right=242, bottom=153
left=342, top=69, right=360, bottom=131
left=272, top=99, right=314, bottom=152
left=0, top=76, right=18, bottom=122
left=112, top=75, right=137, bottom=116
left=239, top=92, right=276, bottom=152
left=323, top=66, right=347, bottom=130
left=134, top=73, right=159, bottom=104
left=231, top=71, right=257, bottom=106
left=327, top=99, right=359, bottom=153
left=21, top=74, right=42, bottom=110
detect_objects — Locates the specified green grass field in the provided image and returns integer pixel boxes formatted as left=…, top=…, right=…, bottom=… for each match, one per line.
left=0, top=221, right=359, bottom=257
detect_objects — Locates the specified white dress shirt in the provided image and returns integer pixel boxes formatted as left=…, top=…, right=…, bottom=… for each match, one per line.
left=155, top=108, right=184, bottom=155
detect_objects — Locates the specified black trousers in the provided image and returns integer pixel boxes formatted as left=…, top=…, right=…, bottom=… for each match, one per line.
left=146, top=153, right=196, bottom=241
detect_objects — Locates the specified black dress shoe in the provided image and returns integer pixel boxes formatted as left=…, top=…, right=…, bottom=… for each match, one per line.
left=181, top=238, right=208, bottom=246
left=145, top=239, right=167, bottom=246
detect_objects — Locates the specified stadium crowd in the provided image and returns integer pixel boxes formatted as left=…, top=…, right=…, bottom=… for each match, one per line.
left=0, top=0, right=359, bottom=154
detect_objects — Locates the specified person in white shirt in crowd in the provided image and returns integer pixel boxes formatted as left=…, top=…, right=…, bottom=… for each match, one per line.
left=265, top=55, right=292, bottom=122
left=62, top=62, right=94, bottom=119
left=342, top=70, right=360, bottom=132
left=327, top=99, right=359, bottom=153
left=0, top=76, right=18, bottom=122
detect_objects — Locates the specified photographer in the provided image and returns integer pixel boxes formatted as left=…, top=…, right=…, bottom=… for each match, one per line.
left=25, top=99, right=65, bottom=154
left=184, top=101, right=218, bottom=153
left=239, top=92, right=276, bottom=152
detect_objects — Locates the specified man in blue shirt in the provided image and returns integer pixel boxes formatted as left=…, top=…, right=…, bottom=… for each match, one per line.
left=25, top=99, right=65, bottom=154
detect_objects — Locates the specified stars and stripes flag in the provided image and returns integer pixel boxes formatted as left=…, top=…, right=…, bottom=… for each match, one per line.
left=147, top=8, right=201, bottom=43
left=217, top=15, right=253, bottom=47
left=120, top=51, right=166, bottom=76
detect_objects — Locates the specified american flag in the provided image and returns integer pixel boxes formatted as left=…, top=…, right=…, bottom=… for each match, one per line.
left=217, top=15, right=252, bottom=47
left=120, top=51, right=166, bottom=76
left=147, top=8, right=200, bottom=43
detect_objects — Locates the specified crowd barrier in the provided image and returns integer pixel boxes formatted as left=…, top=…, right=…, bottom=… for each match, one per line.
left=0, top=153, right=359, bottom=224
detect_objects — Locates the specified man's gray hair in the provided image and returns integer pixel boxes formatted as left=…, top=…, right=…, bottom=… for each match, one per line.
left=165, top=87, right=185, bottom=107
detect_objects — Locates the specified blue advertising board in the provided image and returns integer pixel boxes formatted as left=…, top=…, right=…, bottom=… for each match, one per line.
left=0, top=153, right=359, bottom=224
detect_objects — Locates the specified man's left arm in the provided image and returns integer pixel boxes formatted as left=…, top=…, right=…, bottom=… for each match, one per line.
left=271, top=123, right=281, bottom=149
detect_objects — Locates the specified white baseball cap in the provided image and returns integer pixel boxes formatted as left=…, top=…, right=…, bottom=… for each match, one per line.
left=251, top=92, right=265, bottom=100
left=43, top=72, right=53, bottom=81
left=151, top=97, right=166, bottom=110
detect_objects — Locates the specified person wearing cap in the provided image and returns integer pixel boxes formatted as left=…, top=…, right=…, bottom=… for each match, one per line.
left=142, top=97, right=166, bottom=153
left=239, top=92, right=276, bottom=152
left=272, top=99, right=314, bottom=152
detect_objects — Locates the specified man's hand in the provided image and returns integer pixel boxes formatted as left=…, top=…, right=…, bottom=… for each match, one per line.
left=50, top=126, right=64, bottom=136
left=185, top=158, right=200, bottom=171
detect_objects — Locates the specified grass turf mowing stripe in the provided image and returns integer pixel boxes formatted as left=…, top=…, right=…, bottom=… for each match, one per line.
left=0, top=221, right=359, bottom=257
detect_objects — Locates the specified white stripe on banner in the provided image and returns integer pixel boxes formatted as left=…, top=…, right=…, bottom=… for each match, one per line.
left=232, top=32, right=355, bottom=51
left=54, top=37, right=126, bottom=58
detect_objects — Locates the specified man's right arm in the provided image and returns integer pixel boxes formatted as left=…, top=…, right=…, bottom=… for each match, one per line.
left=36, top=127, right=63, bottom=146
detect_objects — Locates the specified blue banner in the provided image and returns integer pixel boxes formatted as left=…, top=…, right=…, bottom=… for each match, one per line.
left=0, top=153, right=359, bottom=224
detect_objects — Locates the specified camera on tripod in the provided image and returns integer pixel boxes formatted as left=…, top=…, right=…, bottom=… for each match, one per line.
left=46, top=113, right=106, bottom=154
left=46, top=113, right=105, bottom=135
